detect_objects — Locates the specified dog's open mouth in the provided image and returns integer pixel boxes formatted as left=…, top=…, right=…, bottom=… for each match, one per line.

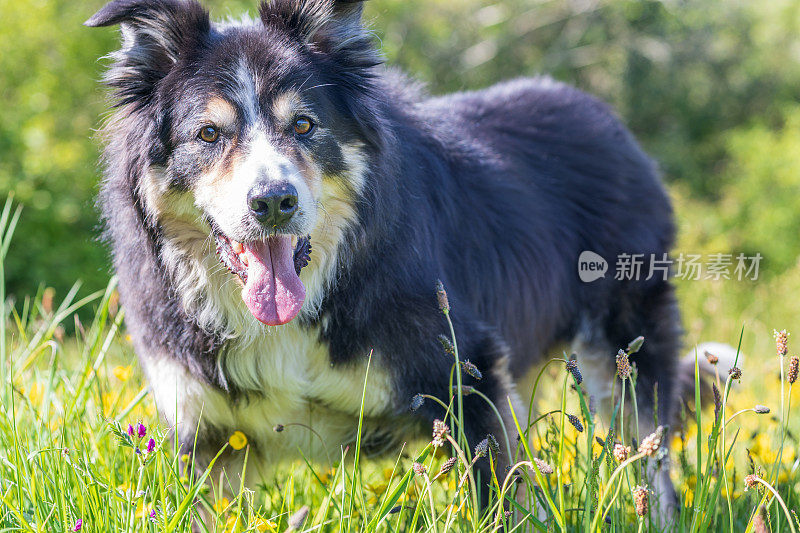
left=214, top=232, right=311, bottom=326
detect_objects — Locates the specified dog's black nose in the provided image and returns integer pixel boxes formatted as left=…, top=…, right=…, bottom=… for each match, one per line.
left=247, top=182, right=299, bottom=227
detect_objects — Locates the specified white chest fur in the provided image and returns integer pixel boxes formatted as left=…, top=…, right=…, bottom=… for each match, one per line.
left=140, top=323, right=396, bottom=468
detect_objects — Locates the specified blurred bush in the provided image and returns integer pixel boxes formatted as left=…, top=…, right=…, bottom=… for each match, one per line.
left=1, top=0, right=799, bottom=300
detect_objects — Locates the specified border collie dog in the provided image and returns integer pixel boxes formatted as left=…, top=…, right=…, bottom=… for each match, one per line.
left=87, top=0, right=685, bottom=496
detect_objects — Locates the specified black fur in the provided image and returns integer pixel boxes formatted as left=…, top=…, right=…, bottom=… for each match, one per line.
left=87, top=0, right=682, bottom=501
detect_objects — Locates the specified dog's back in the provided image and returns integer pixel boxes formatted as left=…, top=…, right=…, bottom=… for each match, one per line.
left=384, top=76, right=675, bottom=371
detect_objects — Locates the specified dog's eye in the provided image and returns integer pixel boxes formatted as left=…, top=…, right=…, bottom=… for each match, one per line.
left=198, top=125, right=220, bottom=143
left=293, top=116, right=314, bottom=136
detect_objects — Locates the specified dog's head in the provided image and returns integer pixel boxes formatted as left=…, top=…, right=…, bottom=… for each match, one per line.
left=88, top=0, right=383, bottom=327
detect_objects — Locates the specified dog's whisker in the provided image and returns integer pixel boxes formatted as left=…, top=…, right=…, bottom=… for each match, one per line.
left=302, top=83, right=336, bottom=93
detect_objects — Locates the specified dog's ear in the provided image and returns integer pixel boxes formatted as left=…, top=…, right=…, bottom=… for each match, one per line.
left=85, top=0, right=210, bottom=107
left=259, top=0, right=378, bottom=69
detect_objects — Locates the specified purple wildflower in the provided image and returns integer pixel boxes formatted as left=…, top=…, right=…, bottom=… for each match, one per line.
left=147, top=438, right=156, bottom=453
left=73, top=519, right=83, bottom=531
left=127, top=424, right=135, bottom=437
left=137, top=422, right=147, bottom=438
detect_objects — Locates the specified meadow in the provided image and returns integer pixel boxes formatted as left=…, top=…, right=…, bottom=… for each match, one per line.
left=2, top=0, right=800, bottom=530
left=0, top=187, right=798, bottom=531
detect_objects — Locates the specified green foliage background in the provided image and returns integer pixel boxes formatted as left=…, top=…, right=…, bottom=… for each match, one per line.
left=2, top=3, right=800, bottom=529
left=2, top=0, right=800, bottom=339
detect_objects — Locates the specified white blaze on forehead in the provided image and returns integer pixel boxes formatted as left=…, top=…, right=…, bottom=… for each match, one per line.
left=233, top=59, right=260, bottom=125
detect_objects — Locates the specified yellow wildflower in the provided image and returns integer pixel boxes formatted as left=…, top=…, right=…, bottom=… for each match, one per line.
left=228, top=431, right=247, bottom=450
left=26, top=383, right=43, bottom=407
left=213, top=497, right=230, bottom=514
left=224, top=515, right=238, bottom=532
left=135, top=503, right=153, bottom=519
left=113, top=365, right=133, bottom=382
left=366, top=482, right=388, bottom=495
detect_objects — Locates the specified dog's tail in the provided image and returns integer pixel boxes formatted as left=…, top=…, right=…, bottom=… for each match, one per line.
left=677, top=342, right=743, bottom=415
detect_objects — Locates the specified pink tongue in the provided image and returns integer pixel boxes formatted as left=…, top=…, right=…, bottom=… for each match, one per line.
left=241, top=237, right=306, bottom=326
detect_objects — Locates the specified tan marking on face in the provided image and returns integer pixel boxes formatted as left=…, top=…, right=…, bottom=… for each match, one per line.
left=271, top=90, right=302, bottom=125
left=338, top=143, right=368, bottom=195
left=204, top=97, right=237, bottom=130
left=309, top=144, right=368, bottom=257
left=140, top=167, right=203, bottom=226
left=198, top=148, right=242, bottom=193
left=295, top=153, right=323, bottom=200
left=299, top=159, right=362, bottom=313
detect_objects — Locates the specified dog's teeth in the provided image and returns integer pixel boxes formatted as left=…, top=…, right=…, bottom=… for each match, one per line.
left=231, top=240, right=243, bottom=254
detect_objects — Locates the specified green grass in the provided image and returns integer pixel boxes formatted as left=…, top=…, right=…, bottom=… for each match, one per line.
left=0, top=196, right=798, bottom=532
